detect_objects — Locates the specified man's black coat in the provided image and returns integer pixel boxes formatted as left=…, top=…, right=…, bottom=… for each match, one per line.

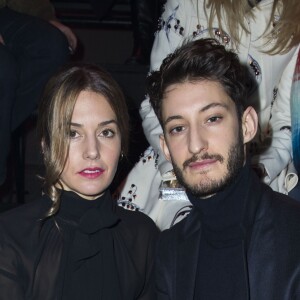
left=156, top=171, right=300, bottom=299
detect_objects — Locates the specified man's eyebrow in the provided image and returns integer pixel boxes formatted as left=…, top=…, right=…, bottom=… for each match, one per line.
left=200, top=102, right=229, bottom=112
left=163, top=102, right=229, bottom=126
left=163, top=115, right=183, bottom=127
left=70, top=119, right=117, bottom=127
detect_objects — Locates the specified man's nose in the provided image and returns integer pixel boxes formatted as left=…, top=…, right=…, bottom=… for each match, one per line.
left=187, top=126, right=208, bottom=154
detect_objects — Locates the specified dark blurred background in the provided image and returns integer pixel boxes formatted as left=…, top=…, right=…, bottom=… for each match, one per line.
left=0, top=0, right=163, bottom=210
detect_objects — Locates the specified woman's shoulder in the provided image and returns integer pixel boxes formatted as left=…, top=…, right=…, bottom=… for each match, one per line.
left=0, top=195, right=51, bottom=237
left=116, top=206, right=159, bottom=235
left=0, top=195, right=50, bottom=218
left=114, top=206, right=159, bottom=272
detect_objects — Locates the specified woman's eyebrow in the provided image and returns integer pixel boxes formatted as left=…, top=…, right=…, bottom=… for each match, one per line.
left=98, top=120, right=118, bottom=127
left=70, top=119, right=117, bottom=128
left=70, top=122, right=82, bottom=127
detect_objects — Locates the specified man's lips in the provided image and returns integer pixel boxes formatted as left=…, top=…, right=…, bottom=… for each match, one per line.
left=78, top=168, right=105, bottom=179
left=183, top=153, right=224, bottom=170
left=188, top=159, right=218, bottom=169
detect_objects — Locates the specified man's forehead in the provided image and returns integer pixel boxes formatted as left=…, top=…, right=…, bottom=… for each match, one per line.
left=162, top=81, right=233, bottom=108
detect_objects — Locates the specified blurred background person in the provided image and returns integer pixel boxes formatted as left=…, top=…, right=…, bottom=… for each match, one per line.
left=290, top=49, right=300, bottom=199
left=0, top=0, right=77, bottom=189
left=126, top=0, right=161, bottom=65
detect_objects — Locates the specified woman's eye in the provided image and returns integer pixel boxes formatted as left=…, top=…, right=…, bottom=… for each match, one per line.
left=69, top=130, right=79, bottom=138
left=101, top=129, right=115, bottom=138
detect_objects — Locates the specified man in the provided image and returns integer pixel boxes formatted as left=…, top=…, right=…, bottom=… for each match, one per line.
left=148, top=38, right=300, bottom=299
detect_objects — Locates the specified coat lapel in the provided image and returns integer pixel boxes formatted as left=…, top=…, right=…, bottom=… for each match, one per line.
left=176, top=210, right=202, bottom=300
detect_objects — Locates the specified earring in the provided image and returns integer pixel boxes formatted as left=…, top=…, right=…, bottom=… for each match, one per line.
left=120, top=151, right=124, bottom=160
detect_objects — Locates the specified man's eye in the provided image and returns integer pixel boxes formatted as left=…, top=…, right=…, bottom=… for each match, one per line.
left=170, top=126, right=184, bottom=135
left=207, top=116, right=222, bottom=123
left=101, top=129, right=115, bottom=138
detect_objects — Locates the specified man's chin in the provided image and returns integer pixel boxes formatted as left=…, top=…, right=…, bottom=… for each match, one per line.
left=186, top=185, right=221, bottom=198
left=183, top=177, right=228, bottom=198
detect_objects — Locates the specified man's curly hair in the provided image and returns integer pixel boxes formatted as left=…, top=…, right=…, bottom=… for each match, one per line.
left=146, top=38, right=252, bottom=128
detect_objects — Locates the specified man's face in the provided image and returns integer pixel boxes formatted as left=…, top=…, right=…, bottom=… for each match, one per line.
left=160, top=80, right=246, bottom=198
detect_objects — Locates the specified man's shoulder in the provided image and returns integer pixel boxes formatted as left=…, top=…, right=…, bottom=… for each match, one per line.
left=262, top=188, right=300, bottom=221
left=159, top=209, right=198, bottom=245
left=253, top=187, right=300, bottom=247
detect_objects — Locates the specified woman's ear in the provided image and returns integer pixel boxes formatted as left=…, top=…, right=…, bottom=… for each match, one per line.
left=242, top=106, right=258, bottom=144
left=159, top=134, right=171, bottom=162
left=41, top=139, right=45, bottom=155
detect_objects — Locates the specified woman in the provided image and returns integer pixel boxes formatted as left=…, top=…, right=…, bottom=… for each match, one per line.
left=119, top=0, right=300, bottom=229
left=0, top=63, right=158, bottom=299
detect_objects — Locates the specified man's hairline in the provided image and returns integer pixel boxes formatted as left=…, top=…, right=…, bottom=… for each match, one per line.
left=159, top=78, right=243, bottom=131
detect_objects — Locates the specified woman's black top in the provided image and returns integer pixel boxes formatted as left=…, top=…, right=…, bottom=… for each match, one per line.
left=0, top=190, right=158, bottom=300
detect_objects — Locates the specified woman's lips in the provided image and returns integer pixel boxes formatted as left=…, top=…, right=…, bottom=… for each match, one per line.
left=78, top=168, right=105, bottom=179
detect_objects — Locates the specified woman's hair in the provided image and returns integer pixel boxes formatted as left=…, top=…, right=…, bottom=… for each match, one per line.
left=147, top=38, right=249, bottom=127
left=37, top=63, right=129, bottom=217
left=203, top=0, right=300, bottom=54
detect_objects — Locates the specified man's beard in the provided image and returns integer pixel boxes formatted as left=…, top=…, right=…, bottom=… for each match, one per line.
left=172, top=129, right=245, bottom=198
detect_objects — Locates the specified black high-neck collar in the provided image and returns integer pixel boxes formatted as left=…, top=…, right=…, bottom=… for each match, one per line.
left=187, top=163, right=251, bottom=238
left=57, top=190, right=107, bottom=221
left=56, top=190, right=119, bottom=234
left=52, top=190, right=122, bottom=299
left=191, top=163, right=253, bottom=299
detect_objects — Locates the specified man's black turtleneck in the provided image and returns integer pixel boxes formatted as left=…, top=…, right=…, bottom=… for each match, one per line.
left=187, top=164, right=253, bottom=299
left=156, top=160, right=300, bottom=300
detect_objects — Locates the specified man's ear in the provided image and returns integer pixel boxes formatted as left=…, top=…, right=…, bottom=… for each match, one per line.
left=159, top=134, right=172, bottom=162
left=242, top=106, right=258, bottom=144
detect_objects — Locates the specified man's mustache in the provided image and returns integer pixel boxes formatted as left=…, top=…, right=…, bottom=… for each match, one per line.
left=183, top=153, right=224, bottom=170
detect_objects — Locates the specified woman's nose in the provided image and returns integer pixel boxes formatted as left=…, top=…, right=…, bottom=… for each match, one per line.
left=84, top=136, right=100, bottom=160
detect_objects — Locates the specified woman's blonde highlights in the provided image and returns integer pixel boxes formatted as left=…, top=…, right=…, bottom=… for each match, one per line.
left=203, top=0, right=300, bottom=54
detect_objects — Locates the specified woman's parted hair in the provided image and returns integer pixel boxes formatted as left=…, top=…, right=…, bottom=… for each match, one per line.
left=147, top=38, right=250, bottom=128
left=37, top=63, right=129, bottom=216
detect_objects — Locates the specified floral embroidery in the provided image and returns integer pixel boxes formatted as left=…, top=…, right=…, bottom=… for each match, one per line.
left=117, top=147, right=159, bottom=211
left=156, top=5, right=185, bottom=36
left=139, top=146, right=159, bottom=168
left=117, top=184, right=140, bottom=211
left=192, top=24, right=232, bottom=47
left=248, top=55, right=261, bottom=78
left=269, top=87, right=278, bottom=122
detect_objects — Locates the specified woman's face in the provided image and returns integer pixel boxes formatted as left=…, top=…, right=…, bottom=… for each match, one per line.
left=59, top=90, right=121, bottom=200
